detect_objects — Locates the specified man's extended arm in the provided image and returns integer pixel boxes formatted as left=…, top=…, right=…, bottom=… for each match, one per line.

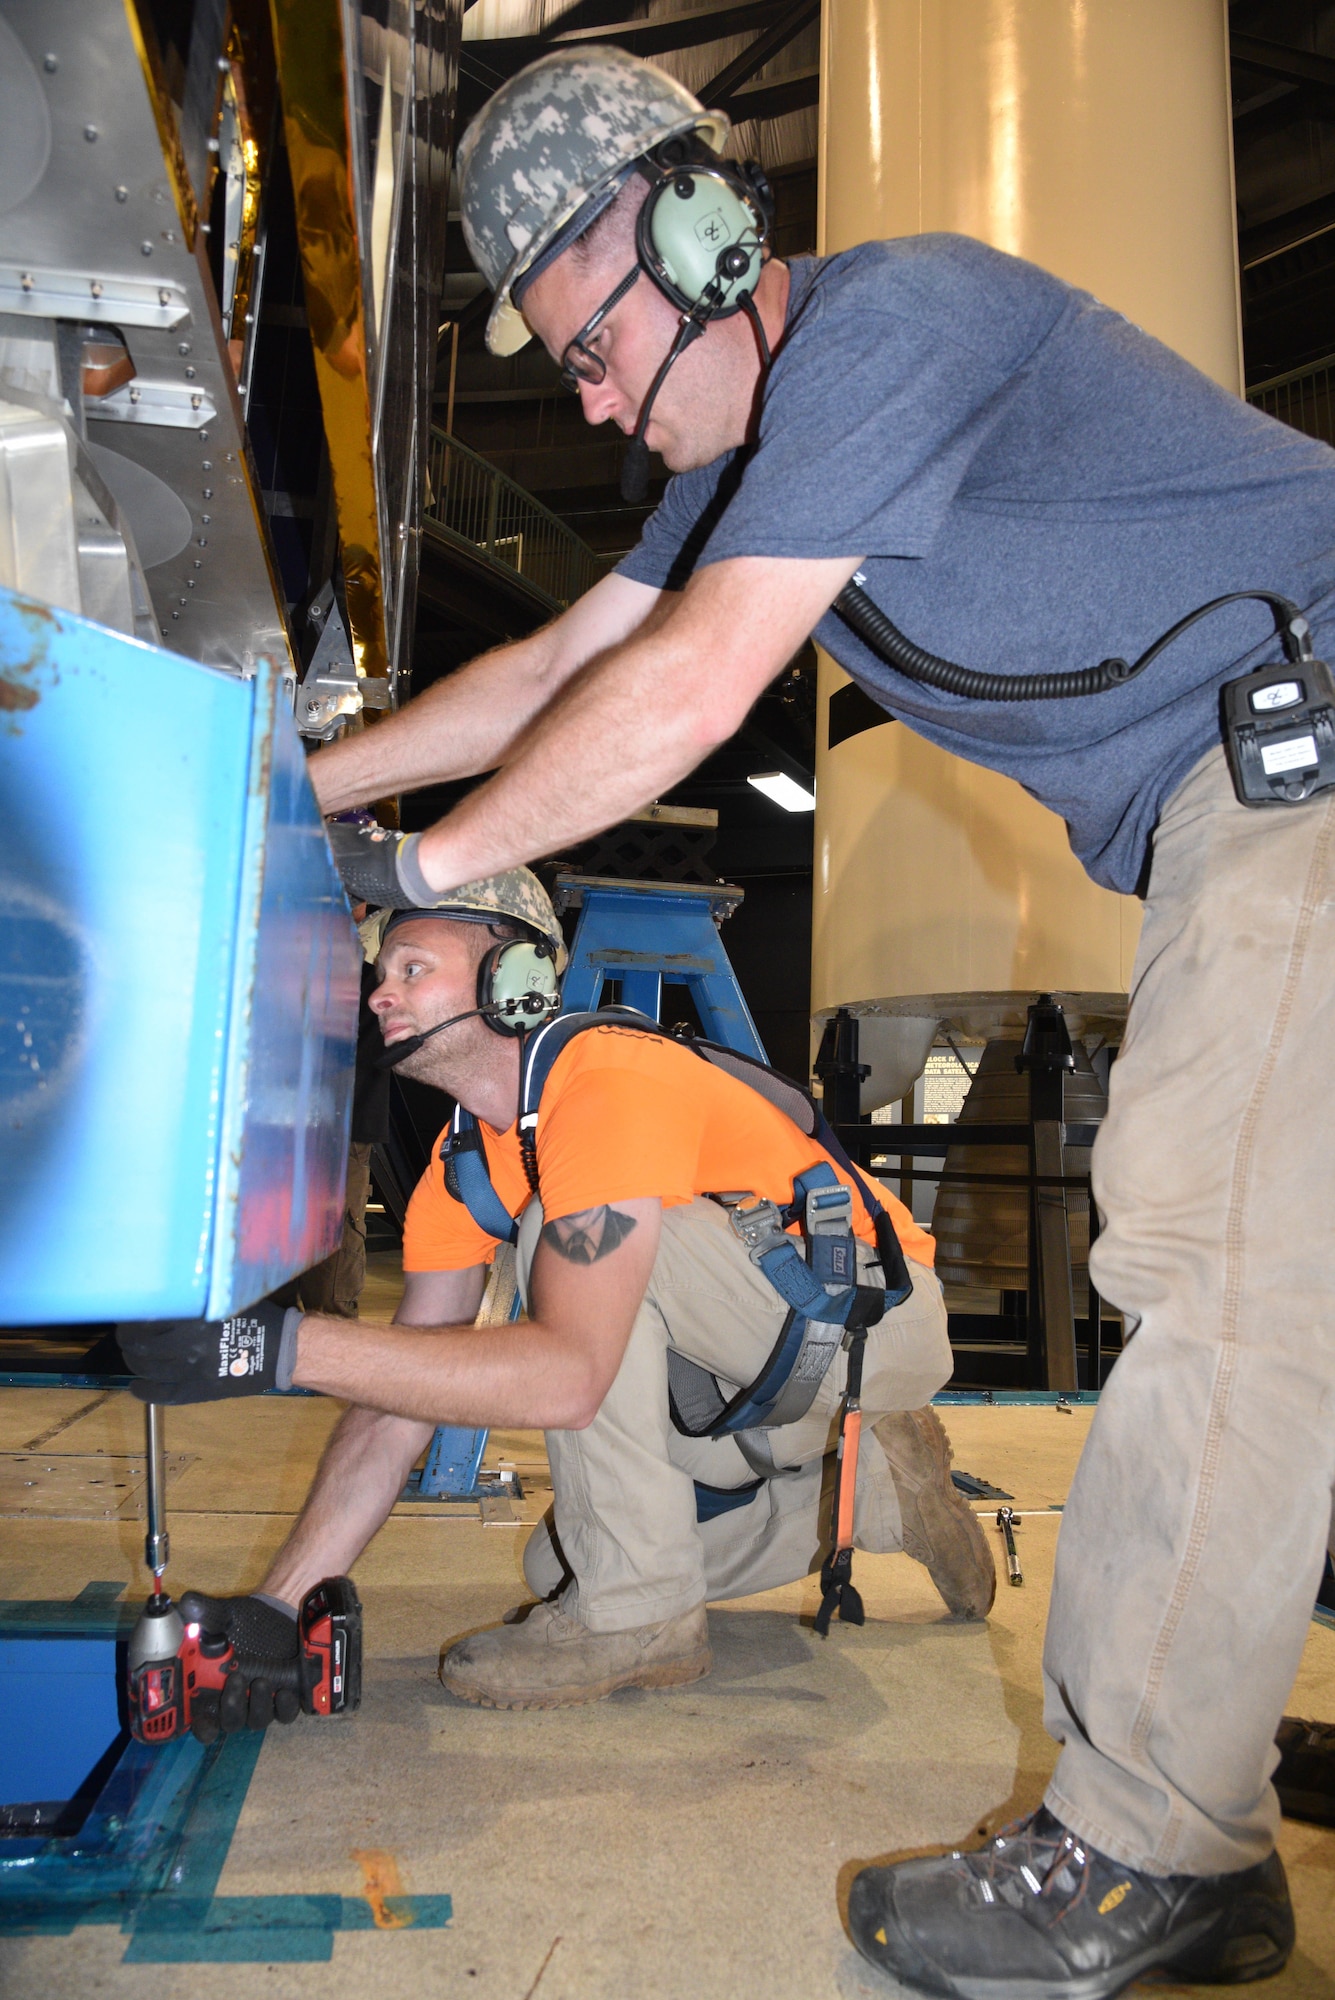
left=265, top=1202, right=657, bottom=1600
left=308, top=570, right=666, bottom=815
left=290, top=1197, right=662, bottom=1428
left=408, top=552, right=862, bottom=894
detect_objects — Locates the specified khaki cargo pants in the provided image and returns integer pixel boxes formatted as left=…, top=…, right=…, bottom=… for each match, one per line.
left=1044, top=746, right=1335, bottom=1877
left=517, top=1195, right=951, bottom=1632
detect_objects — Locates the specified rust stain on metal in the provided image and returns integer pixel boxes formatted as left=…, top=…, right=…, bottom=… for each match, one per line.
left=0, top=679, right=38, bottom=711
left=351, top=1848, right=413, bottom=1929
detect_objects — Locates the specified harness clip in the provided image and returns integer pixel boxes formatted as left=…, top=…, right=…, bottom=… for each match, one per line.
left=727, top=1195, right=790, bottom=1265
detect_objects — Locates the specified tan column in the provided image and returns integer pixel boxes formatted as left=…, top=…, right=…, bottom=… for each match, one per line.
left=811, top=0, right=1240, bottom=1068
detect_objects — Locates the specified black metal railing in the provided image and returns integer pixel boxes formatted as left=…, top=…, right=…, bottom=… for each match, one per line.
left=834, top=1120, right=1120, bottom=1396
left=1248, top=352, right=1335, bottom=448
left=423, top=429, right=605, bottom=609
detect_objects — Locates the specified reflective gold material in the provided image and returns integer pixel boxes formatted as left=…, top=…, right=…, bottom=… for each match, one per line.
left=221, top=4, right=277, bottom=377
left=269, top=0, right=388, bottom=682
left=122, top=0, right=201, bottom=249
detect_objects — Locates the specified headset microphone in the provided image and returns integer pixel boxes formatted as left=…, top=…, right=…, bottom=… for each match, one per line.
left=375, top=1004, right=496, bottom=1070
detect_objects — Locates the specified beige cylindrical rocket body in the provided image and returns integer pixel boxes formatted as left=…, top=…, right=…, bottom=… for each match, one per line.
left=811, top=0, right=1241, bottom=1079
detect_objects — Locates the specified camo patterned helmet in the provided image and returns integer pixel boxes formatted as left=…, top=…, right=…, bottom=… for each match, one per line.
left=458, top=46, right=730, bottom=357
left=379, top=868, right=567, bottom=970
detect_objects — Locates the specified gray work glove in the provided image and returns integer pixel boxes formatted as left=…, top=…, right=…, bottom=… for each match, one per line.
left=325, top=821, right=437, bottom=908
left=118, top=1304, right=300, bottom=1403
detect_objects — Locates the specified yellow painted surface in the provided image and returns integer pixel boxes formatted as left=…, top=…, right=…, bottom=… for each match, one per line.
left=811, top=0, right=1241, bottom=1020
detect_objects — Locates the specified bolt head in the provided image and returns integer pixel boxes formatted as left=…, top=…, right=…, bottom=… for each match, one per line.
left=140, top=241, right=153, bottom=257
left=84, top=124, right=98, bottom=142
left=115, top=186, right=128, bottom=202
left=43, top=52, right=57, bottom=72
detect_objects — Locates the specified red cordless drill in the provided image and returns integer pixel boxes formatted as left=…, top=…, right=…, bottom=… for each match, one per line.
left=126, top=1404, right=361, bottom=1743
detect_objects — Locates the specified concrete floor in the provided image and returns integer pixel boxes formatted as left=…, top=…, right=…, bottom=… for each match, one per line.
left=1, top=1259, right=1333, bottom=1995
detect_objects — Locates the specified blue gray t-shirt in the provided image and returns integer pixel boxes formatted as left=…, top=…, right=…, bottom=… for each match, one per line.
left=616, top=236, right=1335, bottom=894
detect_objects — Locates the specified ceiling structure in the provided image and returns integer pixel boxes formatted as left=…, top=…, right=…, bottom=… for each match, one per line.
left=1232, top=0, right=1335, bottom=381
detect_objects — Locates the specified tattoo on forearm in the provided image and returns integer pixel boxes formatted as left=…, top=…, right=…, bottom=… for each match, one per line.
left=542, top=1206, right=638, bottom=1264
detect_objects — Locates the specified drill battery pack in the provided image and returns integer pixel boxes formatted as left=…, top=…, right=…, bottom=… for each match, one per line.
left=127, top=1576, right=362, bottom=1744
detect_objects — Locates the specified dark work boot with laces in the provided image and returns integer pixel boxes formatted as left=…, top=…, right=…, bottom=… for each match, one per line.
left=847, top=1807, right=1294, bottom=2000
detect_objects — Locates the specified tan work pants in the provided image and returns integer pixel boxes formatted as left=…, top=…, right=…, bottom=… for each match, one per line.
left=518, top=1196, right=951, bottom=1631
left=1044, top=746, right=1335, bottom=1877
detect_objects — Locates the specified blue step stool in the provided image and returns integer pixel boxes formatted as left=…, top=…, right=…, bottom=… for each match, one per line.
left=405, top=873, right=764, bottom=1501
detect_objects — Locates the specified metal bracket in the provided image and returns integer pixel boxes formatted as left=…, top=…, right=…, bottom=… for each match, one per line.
left=296, top=596, right=389, bottom=740
left=0, top=265, right=191, bottom=328
left=92, top=377, right=218, bottom=429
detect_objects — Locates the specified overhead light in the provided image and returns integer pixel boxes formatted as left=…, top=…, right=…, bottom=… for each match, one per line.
left=748, top=770, right=816, bottom=813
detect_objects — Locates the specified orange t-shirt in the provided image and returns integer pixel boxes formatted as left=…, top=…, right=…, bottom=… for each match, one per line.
left=402, top=1022, right=934, bottom=1273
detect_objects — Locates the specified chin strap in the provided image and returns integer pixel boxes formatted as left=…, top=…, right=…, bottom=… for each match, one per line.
left=620, top=314, right=706, bottom=503
left=620, top=288, right=773, bottom=504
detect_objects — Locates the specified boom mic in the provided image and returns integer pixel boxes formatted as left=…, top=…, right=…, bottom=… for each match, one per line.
left=375, top=1005, right=498, bottom=1069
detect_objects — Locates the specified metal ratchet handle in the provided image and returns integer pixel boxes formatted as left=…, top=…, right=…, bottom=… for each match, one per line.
left=996, top=1505, right=1023, bottom=1587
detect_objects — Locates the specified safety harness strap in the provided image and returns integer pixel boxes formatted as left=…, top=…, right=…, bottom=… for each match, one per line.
left=442, top=1110, right=520, bottom=1247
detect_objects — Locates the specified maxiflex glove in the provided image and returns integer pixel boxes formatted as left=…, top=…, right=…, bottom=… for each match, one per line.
left=118, top=1303, right=300, bottom=1404
left=325, top=820, right=438, bottom=908
left=177, top=1590, right=304, bottom=1742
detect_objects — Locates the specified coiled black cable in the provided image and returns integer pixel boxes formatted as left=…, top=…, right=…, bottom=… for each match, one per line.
left=832, top=580, right=1311, bottom=702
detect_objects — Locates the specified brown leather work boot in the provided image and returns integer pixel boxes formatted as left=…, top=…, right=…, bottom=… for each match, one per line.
left=873, top=1406, right=996, bottom=1618
left=439, top=1600, right=712, bottom=1710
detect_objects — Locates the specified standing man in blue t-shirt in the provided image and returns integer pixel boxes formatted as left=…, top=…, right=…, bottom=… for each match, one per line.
left=316, top=48, right=1332, bottom=1999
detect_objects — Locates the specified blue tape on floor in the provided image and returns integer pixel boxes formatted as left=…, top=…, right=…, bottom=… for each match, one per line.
left=1, top=1612, right=452, bottom=1961
left=123, top=1894, right=455, bottom=1963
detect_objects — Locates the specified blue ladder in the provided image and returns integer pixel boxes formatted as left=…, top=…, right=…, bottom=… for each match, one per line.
left=404, top=872, right=764, bottom=1500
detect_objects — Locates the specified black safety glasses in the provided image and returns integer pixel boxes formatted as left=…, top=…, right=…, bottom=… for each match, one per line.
left=559, top=265, right=641, bottom=391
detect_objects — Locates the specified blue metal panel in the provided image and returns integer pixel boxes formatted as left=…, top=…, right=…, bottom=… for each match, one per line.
left=0, top=586, right=359, bottom=1322
left=207, top=659, right=360, bottom=1315
left=0, top=1636, right=123, bottom=1806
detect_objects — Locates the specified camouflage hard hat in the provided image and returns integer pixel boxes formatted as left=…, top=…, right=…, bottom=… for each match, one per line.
left=458, top=46, right=730, bottom=357
left=380, top=868, right=567, bottom=971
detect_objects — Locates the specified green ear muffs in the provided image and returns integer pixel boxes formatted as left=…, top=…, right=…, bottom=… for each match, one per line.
left=635, top=163, right=768, bottom=317
left=478, top=936, right=562, bottom=1036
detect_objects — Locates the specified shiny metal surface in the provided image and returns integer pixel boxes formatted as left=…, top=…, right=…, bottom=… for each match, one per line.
left=0, top=0, right=292, bottom=677
left=144, top=1403, right=169, bottom=1579
left=0, top=583, right=359, bottom=1322
left=811, top=0, right=1240, bottom=1038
